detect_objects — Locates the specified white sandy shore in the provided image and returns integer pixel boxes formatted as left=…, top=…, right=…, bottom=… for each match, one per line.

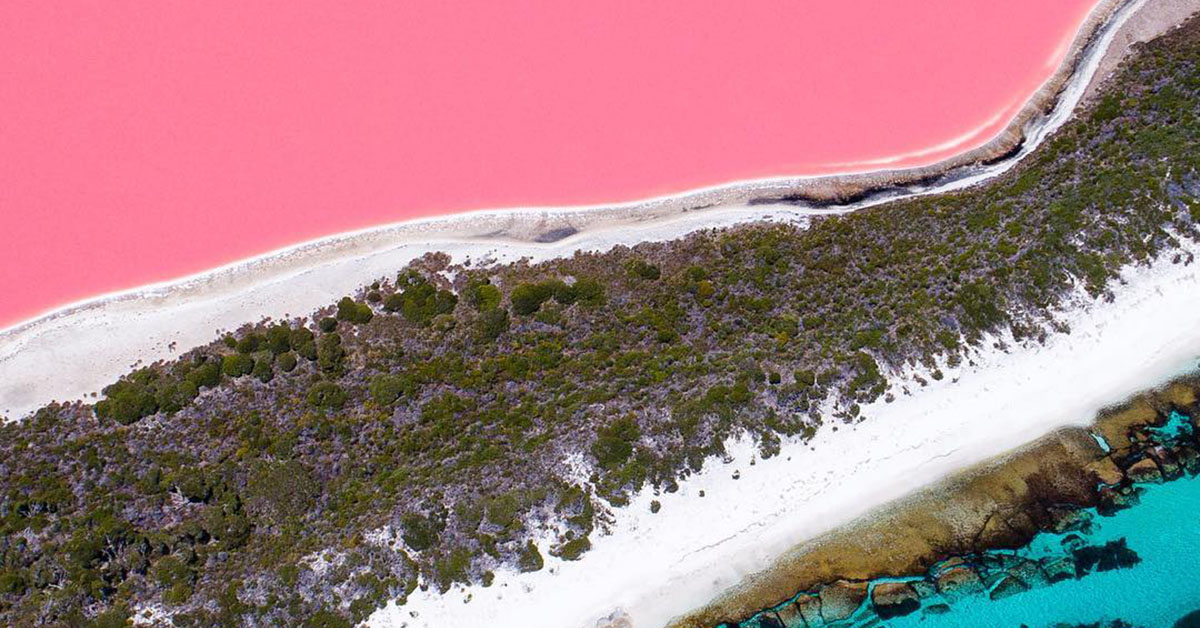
left=369, top=237, right=1200, bottom=628
left=0, top=0, right=1179, bottom=422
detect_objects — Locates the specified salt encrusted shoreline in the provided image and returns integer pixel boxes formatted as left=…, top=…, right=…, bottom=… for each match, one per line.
left=0, top=0, right=1184, bottom=423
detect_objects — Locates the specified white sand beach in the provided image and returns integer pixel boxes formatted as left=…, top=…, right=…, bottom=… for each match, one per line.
left=0, top=0, right=1185, bottom=423
left=370, top=235, right=1200, bottom=628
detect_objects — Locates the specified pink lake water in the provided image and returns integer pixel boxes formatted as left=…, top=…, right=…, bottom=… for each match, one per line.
left=0, top=1, right=1098, bottom=329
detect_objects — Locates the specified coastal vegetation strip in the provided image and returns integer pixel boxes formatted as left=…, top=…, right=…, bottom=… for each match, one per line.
left=0, top=9, right=1196, bottom=628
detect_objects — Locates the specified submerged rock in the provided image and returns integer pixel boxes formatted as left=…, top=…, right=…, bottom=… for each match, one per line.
left=1073, top=537, right=1141, bottom=575
left=1041, top=556, right=1077, bottom=583
left=1175, top=609, right=1200, bottom=628
left=817, top=580, right=867, bottom=622
left=1098, top=486, right=1141, bottom=515
left=1061, top=533, right=1088, bottom=553
left=988, top=573, right=1030, bottom=600
left=787, top=593, right=825, bottom=624
left=1045, top=506, right=1092, bottom=534
left=1149, top=446, right=1182, bottom=480
left=911, top=579, right=937, bottom=599
left=754, top=613, right=784, bottom=628
left=871, top=582, right=920, bottom=619
left=1125, top=457, right=1163, bottom=484
left=1175, top=446, right=1200, bottom=476
left=1006, top=556, right=1050, bottom=589
left=772, top=598, right=806, bottom=628
left=934, top=562, right=984, bottom=599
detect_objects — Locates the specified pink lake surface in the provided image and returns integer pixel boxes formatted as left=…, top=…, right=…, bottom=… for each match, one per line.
left=1, top=1, right=1098, bottom=329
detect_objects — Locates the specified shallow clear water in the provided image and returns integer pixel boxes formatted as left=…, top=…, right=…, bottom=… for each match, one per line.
left=878, top=452, right=1200, bottom=627
left=740, top=411, right=1200, bottom=628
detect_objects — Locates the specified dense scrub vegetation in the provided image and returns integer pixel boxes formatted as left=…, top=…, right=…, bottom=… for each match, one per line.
left=0, top=18, right=1198, bottom=628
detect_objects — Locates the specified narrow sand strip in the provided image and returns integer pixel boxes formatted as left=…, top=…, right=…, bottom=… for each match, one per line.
left=1, top=0, right=1187, bottom=422
left=369, top=237, right=1200, bottom=628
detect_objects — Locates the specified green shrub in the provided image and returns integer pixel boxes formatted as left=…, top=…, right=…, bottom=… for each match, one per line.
left=554, top=536, right=591, bottom=561
left=591, top=417, right=640, bottom=468
left=317, top=334, right=345, bottom=374
left=318, top=317, right=338, bottom=333
left=306, top=382, right=347, bottom=410
left=336, top=297, right=374, bottom=324
left=185, top=359, right=223, bottom=390
left=0, top=571, right=26, bottom=595
left=385, top=278, right=458, bottom=325
left=400, top=512, right=442, bottom=552
left=86, top=607, right=132, bottom=628
left=517, top=541, right=544, bottom=572
left=573, top=277, right=606, bottom=306
left=246, top=460, right=317, bottom=523
left=625, top=259, right=661, bottom=280
left=466, top=280, right=502, bottom=311
left=173, top=468, right=210, bottom=502
left=956, top=280, right=1005, bottom=331
left=369, top=374, right=413, bottom=406
left=277, top=352, right=298, bottom=373
left=296, top=339, right=318, bottom=361
left=95, top=378, right=159, bottom=425
left=222, top=354, right=254, bottom=378
left=1093, top=93, right=1122, bottom=123
left=235, top=334, right=262, bottom=354
left=432, top=547, right=473, bottom=591
left=266, top=324, right=293, bottom=354
left=253, top=356, right=274, bottom=383
left=153, top=555, right=194, bottom=591
left=289, top=327, right=315, bottom=350
left=476, top=308, right=510, bottom=340
left=154, top=380, right=197, bottom=414
left=510, top=282, right=557, bottom=316
left=485, top=493, right=522, bottom=529
left=303, top=609, right=351, bottom=628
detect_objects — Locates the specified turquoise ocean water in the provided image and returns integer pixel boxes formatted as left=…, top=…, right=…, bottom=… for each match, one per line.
left=880, top=413, right=1200, bottom=628
left=734, top=411, right=1200, bottom=628
left=876, top=474, right=1200, bottom=628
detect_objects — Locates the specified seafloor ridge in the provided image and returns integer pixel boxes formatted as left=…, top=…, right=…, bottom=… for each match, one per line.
left=0, top=7, right=1195, bottom=628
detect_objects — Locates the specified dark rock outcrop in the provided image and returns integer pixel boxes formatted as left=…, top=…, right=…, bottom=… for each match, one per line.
left=870, top=582, right=920, bottom=619
left=1125, top=457, right=1163, bottom=483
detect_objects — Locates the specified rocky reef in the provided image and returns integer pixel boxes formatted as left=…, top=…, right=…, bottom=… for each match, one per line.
left=691, top=378, right=1200, bottom=628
